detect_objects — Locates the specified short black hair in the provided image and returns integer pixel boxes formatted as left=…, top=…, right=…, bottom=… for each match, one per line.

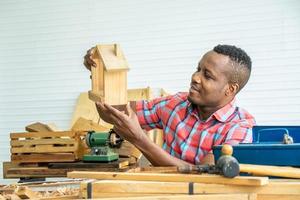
left=213, top=44, right=252, bottom=91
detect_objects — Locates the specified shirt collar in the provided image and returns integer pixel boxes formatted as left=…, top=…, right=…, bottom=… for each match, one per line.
left=212, top=98, right=237, bottom=122
left=187, top=98, right=237, bottom=123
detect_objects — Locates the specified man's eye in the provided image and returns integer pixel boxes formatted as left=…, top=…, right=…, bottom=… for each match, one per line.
left=205, top=72, right=211, bottom=79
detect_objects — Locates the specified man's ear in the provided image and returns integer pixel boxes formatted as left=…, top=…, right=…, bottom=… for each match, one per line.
left=225, top=83, right=239, bottom=96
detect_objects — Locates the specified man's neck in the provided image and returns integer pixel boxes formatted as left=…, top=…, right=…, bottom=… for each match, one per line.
left=196, top=101, right=229, bottom=121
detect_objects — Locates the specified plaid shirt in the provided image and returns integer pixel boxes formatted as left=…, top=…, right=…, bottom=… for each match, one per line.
left=136, top=92, right=256, bottom=164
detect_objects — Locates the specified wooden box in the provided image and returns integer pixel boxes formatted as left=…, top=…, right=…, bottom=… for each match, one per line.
left=10, top=131, right=86, bottom=163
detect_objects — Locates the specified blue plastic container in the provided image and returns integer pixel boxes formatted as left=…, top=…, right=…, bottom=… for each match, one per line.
left=213, top=126, right=300, bottom=166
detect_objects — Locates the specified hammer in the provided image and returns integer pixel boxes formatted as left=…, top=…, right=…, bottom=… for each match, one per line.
left=178, top=145, right=240, bottom=178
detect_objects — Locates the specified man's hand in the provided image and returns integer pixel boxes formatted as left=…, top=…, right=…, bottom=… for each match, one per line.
left=96, top=102, right=145, bottom=144
left=83, top=47, right=97, bottom=71
left=96, top=101, right=192, bottom=167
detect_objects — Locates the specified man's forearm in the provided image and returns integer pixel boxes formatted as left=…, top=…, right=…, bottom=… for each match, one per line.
left=132, top=133, right=191, bottom=167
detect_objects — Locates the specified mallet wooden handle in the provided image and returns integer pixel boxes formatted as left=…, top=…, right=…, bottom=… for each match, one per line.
left=240, top=164, right=300, bottom=178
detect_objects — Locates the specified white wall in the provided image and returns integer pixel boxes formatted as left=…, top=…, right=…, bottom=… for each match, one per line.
left=0, top=0, right=299, bottom=182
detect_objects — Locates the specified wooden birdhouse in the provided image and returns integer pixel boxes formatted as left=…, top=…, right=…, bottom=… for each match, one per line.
left=88, top=44, right=129, bottom=105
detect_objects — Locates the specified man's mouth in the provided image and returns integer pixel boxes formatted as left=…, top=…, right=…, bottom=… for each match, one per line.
left=190, top=84, right=200, bottom=93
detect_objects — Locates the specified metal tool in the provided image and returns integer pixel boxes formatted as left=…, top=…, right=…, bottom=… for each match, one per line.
left=178, top=145, right=240, bottom=178
left=83, top=129, right=124, bottom=162
left=283, top=133, right=294, bottom=144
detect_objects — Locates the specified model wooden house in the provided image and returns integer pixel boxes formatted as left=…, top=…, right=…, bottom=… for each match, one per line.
left=88, top=44, right=129, bottom=105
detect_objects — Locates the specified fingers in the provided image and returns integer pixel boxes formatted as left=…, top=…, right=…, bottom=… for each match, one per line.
left=96, top=102, right=122, bottom=125
left=83, top=59, right=91, bottom=70
left=95, top=101, right=104, bottom=111
left=83, top=47, right=96, bottom=70
left=126, top=103, right=133, bottom=117
left=104, top=103, right=128, bottom=122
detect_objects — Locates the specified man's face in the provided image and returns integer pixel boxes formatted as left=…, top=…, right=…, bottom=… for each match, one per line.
left=188, top=51, right=232, bottom=108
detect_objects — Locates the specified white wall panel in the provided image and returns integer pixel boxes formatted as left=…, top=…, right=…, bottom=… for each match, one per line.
left=0, top=0, right=299, bottom=183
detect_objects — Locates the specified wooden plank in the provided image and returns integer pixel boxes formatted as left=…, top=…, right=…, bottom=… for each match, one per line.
left=127, top=87, right=152, bottom=157
left=240, top=164, right=300, bottom=179
left=71, top=117, right=109, bottom=132
left=70, top=93, right=100, bottom=128
left=48, top=159, right=129, bottom=169
left=68, top=171, right=269, bottom=186
left=121, top=194, right=255, bottom=200
left=25, top=122, right=52, bottom=132
left=104, top=70, right=127, bottom=105
left=96, top=44, right=129, bottom=71
left=2, top=162, right=16, bottom=179
left=153, top=129, right=164, bottom=148
left=11, top=138, right=76, bottom=147
left=11, top=145, right=77, bottom=154
left=39, top=195, right=79, bottom=200
left=10, top=131, right=77, bottom=139
left=11, top=153, right=76, bottom=163
left=80, top=192, right=253, bottom=200
left=127, top=166, right=179, bottom=173
left=5, top=167, right=129, bottom=179
left=89, top=45, right=104, bottom=104
left=257, top=194, right=300, bottom=200
left=80, top=180, right=300, bottom=199
left=160, top=88, right=170, bottom=97
left=115, top=141, right=142, bottom=159
left=45, top=123, right=61, bottom=132
left=128, top=87, right=152, bottom=101
left=91, top=51, right=101, bottom=92
left=4, top=161, right=132, bottom=179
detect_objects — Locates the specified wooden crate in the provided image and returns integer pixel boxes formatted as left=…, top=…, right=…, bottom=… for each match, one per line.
left=10, top=131, right=86, bottom=163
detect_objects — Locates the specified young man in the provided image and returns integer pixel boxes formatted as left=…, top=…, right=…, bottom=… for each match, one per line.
left=84, top=44, right=255, bottom=167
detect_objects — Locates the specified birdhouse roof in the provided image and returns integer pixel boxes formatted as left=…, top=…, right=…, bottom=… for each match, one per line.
left=95, top=44, right=129, bottom=71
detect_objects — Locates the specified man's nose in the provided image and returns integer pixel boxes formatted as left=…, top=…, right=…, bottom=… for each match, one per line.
left=192, top=72, right=201, bottom=84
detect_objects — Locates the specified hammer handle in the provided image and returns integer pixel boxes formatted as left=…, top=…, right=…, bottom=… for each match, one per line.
left=240, top=164, right=300, bottom=178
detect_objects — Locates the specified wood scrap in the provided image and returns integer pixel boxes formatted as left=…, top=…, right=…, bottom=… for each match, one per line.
left=68, top=171, right=269, bottom=186
left=4, top=194, right=22, bottom=200
left=14, top=186, right=39, bottom=199
left=25, top=122, right=52, bottom=132
left=45, top=123, right=61, bottom=132
left=70, top=93, right=100, bottom=128
left=71, top=117, right=109, bottom=132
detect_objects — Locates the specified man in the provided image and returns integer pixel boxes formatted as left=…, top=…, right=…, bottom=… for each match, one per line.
left=84, top=44, right=255, bottom=167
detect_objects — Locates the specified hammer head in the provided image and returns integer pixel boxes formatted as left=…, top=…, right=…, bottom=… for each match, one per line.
left=216, top=155, right=240, bottom=178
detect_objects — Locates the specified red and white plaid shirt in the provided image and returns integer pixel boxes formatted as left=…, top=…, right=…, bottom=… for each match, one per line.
left=136, top=92, right=256, bottom=164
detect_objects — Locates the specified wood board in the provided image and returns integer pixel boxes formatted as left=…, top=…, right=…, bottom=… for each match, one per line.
left=68, top=171, right=269, bottom=186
